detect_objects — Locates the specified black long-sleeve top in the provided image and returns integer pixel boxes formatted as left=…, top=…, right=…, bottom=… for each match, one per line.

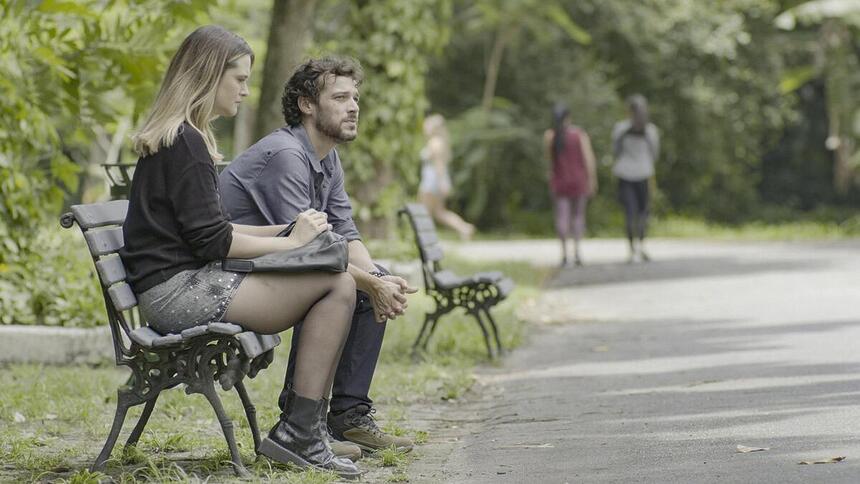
left=120, top=123, right=233, bottom=293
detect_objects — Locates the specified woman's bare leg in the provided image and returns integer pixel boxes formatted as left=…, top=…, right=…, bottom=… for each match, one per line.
left=223, top=272, right=356, bottom=400
left=419, top=192, right=475, bottom=240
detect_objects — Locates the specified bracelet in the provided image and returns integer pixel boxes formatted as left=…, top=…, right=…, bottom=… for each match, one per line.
left=368, top=270, right=386, bottom=278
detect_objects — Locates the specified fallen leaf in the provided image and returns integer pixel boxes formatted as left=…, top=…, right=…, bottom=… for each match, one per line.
left=737, top=445, right=769, bottom=453
left=13, top=412, right=25, bottom=423
left=798, top=456, right=845, bottom=465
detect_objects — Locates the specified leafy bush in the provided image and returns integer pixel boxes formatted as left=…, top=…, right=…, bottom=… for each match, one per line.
left=0, top=226, right=103, bottom=327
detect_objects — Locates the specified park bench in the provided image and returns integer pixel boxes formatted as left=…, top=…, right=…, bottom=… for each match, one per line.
left=399, top=203, right=514, bottom=359
left=60, top=200, right=280, bottom=477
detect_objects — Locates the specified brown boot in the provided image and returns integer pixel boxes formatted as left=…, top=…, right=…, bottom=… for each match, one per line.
left=328, top=404, right=413, bottom=453
left=319, top=398, right=362, bottom=461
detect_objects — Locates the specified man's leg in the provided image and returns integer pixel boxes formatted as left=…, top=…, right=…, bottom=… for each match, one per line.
left=618, top=179, right=638, bottom=261
left=325, top=266, right=414, bottom=452
left=328, top=290, right=384, bottom=413
left=634, top=180, right=651, bottom=261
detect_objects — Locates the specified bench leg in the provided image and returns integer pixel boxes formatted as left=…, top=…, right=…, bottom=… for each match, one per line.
left=482, top=308, right=505, bottom=356
left=124, top=394, right=159, bottom=449
left=412, top=313, right=437, bottom=354
left=470, top=310, right=495, bottom=359
left=91, top=390, right=134, bottom=471
left=199, top=381, right=251, bottom=477
left=234, top=381, right=261, bottom=453
left=423, top=313, right=446, bottom=351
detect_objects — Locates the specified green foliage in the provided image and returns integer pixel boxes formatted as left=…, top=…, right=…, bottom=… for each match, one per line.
left=376, top=446, right=409, bottom=468
left=63, top=469, right=107, bottom=484
left=0, top=0, right=207, bottom=254
left=580, top=0, right=796, bottom=222
left=0, top=226, right=103, bottom=326
left=314, top=0, right=452, bottom=234
left=447, top=105, right=543, bottom=229
left=429, top=4, right=619, bottom=231
left=0, top=0, right=213, bottom=325
left=428, top=0, right=860, bottom=228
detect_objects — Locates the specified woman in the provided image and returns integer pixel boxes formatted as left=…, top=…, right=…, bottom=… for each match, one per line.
left=418, top=113, right=475, bottom=240
left=543, top=104, right=598, bottom=266
left=119, top=25, right=359, bottom=479
left=611, top=94, right=659, bottom=263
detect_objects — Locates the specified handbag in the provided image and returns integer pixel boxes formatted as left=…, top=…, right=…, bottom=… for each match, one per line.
left=221, top=222, right=349, bottom=273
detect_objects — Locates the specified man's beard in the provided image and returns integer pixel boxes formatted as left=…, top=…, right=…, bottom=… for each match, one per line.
left=315, top=112, right=357, bottom=144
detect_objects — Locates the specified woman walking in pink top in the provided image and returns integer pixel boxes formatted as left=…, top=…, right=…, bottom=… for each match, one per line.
left=544, top=103, right=598, bottom=266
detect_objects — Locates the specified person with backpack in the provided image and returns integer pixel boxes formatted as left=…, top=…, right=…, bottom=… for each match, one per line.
left=612, top=94, right=660, bottom=263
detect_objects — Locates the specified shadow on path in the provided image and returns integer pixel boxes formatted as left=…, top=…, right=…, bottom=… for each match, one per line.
left=548, top=256, right=826, bottom=288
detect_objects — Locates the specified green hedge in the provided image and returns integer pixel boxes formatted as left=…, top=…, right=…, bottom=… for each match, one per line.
left=0, top=226, right=104, bottom=327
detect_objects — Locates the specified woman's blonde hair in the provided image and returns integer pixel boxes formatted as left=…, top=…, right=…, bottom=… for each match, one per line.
left=132, top=25, right=253, bottom=161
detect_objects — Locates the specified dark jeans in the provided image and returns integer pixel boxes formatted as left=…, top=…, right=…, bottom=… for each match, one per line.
left=618, top=179, right=649, bottom=242
left=279, top=267, right=388, bottom=414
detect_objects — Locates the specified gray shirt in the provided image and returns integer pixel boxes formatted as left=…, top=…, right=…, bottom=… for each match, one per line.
left=219, top=124, right=361, bottom=241
left=611, top=120, right=659, bottom=182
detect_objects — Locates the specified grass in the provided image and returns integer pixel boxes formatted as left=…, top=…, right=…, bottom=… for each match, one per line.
left=646, top=214, right=860, bottom=240
left=409, top=210, right=860, bottom=242
left=0, top=254, right=548, bottom=483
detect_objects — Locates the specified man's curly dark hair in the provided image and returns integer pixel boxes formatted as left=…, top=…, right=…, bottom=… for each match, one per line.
left=282, top=57, right=364, bottom=127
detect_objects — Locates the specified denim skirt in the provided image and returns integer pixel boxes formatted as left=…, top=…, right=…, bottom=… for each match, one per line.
left=137, top=261, right=246, bottom=334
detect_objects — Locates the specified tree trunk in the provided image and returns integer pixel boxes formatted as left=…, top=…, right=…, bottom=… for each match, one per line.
left=233, top=104, right=255, bottom=156
left=255, top=0, right=319, bottom=140
left=481, top=24, right=517, bottom=112
left=822, top=19, right=856, bottom=194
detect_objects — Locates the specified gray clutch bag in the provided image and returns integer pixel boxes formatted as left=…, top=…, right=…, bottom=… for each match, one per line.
left=222, top=223, right=348, bottom=273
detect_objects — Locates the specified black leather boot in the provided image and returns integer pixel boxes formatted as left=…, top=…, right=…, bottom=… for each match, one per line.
left=258, top=390, right=361, bottom=479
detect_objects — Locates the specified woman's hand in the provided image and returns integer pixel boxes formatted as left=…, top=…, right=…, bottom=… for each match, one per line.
left=289, top=209, right=332, bottom=246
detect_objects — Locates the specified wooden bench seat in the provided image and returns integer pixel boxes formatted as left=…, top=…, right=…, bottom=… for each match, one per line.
left=399, top=203, right=514, bottom=359
left=61, top=200, right=279, bottom=477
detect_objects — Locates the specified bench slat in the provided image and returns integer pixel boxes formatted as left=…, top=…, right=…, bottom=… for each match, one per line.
left=416, top=230, right=439, bottom=246
left=496, top=277, right=515, bottom=298
left=404, top=203, right=429, bottom=216
left=403, top=204, right=437, bottom=231
left=108, top=283, right=137, bottom=312
left=422, top=245, right=444, bottom=262
left=411, top=215, right=436, bottom=232
left=96, top=256, right=127, bottom=286
left=71, top=200, right=128, bottom=229
left=84, top=227, right=124, bottom=256
left=236, top=332, right=281, bottom=359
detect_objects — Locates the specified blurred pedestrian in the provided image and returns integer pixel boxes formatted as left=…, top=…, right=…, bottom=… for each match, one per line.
left=612, top=94, right=659, bottom=263
left=544, top=103, right=598, bottom=266
left=418, top=113, right=475, bottom=240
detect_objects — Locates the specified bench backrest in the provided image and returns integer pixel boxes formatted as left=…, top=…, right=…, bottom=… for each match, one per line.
left=61, top=200, right=139, bottom=363
left=400, top=203, right=445, bottom=289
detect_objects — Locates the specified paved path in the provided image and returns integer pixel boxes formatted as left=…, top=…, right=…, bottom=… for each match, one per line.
left=410, top=238, right=860, bottom=483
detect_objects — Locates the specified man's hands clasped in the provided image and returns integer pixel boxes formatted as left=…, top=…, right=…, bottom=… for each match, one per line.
left=291, top=209, right=417, bottom=322
left=368, top=273, right=418, bottom=323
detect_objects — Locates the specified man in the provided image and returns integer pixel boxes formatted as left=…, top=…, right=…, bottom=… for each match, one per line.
left=219, top=57, right=415, bottom=458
